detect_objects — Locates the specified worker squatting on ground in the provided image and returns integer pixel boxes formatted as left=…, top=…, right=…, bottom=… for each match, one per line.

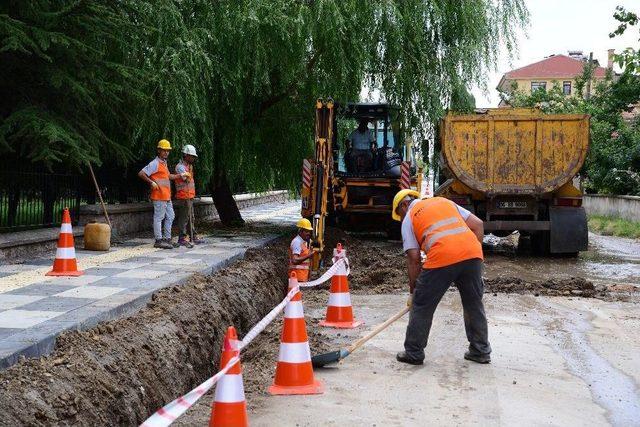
left=288, top=218, right=317, bottom=282
left=174, top=144, right=204, bottom=248
left=137, top=139, right=190, bottom=249
left=392, top=189, right=492, bottom=365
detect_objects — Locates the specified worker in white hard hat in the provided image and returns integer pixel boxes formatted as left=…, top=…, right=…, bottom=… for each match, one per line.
left=174, top=144, right=203, bottom=247
left=289, top=218, right=316, bottom=282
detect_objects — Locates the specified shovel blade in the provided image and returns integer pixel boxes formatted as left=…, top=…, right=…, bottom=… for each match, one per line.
left=311, top=350, right=341, bottom=368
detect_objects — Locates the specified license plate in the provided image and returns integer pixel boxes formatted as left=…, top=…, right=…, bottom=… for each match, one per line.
left=498, top=201, right=527, bottom=209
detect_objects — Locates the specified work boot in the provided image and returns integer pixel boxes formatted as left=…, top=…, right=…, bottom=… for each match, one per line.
left=154, top=239, right=173, bottom=249
left=396, top=351, right=423, bottom=365
left=178, top=237, right=194, bottom=248
left=165, top=239, right=179, bottom=248
left=464, top=351, right=491, bottom=364
left=192, top=235, right=205, bottom=245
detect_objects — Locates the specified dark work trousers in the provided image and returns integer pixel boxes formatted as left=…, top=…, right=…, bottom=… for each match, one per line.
left=404, top=258, right=491, bottom=361
left=174, top=199, right=195, bottom=239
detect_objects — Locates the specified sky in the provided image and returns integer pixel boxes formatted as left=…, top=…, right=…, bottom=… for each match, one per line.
left=471, top=0, right=640, bottom=107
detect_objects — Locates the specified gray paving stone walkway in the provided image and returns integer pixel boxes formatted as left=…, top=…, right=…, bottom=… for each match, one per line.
left=0, top=199, right=300, bottom=369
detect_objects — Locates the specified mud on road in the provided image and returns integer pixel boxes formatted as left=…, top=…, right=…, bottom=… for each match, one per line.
left=0, top=225, right=638, bottom=426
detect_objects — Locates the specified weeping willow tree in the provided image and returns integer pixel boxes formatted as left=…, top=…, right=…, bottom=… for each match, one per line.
left=135, top=0, right=528, bottom=223
left=1, top=0, right=528, bottom=224
left=0, top=1, right=144, bottom=166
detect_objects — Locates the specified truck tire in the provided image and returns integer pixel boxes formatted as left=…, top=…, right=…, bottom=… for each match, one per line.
left=531, top=231, right=550, bottom=256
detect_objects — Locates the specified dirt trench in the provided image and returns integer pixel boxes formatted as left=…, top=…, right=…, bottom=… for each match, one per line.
left=1, top=226, right=635, bottom=426
left=0, top=238, right=292, bottom=426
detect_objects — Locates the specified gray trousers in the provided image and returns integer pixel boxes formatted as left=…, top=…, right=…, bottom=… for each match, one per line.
left=174, top=199, right=196, bottom=239
left=152, top=200, right=174, bottom=240
left=404, top=258, right=491, bottom=361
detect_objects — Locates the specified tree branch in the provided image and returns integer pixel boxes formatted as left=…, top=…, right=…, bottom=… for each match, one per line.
left=255, top=48, right=323, bottom=119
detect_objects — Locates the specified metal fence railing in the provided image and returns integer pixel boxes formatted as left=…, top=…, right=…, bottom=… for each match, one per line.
left=0, top=169, right=81, bottom=232
left=3, top=161, right=213, bottom=233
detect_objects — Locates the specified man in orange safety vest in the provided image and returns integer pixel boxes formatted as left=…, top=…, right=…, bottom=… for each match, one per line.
left=288, top=218, right=316, bottom=283
left=392, top=189, right=491, bottom=365
left=174, top=144, right=203, bottom=248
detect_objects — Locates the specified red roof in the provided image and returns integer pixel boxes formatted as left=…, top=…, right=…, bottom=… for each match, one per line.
left=504, top=55, right=608, bottom=79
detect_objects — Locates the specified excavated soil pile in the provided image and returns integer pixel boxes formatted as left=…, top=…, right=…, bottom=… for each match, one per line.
left=321, top=227, right=407, bottom=295
left=0, top=238, right=292, bottom=426
left=485, top=276, right=608, bottom=298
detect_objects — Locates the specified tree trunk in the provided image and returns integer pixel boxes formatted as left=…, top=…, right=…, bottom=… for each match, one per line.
left=209, top=169, right=244, bottom=226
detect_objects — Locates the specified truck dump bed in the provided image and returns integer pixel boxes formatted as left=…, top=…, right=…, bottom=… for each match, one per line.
left=440, top=110, right=589, bottom=195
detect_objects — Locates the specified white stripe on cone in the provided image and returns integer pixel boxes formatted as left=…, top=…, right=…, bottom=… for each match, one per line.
left=327, top=292, right=352, bottom=307
left=60, top=223, right=73, bottom=233
left=284, top=301, right=304, bottom=319
left=55, top=247, right=76, bottom=260
left=213, top=374, right=245, bottom=403
left=278, top=342, right=311, bottom=363
left=333, top=262, right=348, bottom=276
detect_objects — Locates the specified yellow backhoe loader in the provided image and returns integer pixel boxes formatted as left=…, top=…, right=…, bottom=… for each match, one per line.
left=301, top=98, right=423, bottom=270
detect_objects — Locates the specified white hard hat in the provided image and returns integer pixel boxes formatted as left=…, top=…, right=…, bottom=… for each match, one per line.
left=182, top=144, right=198, bottom=157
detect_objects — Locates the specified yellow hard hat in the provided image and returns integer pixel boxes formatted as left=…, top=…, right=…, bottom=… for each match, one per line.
left=392, top=189, right=420, bottom=221
left=296, top=218, right=313, bottom=231
left=157, top=139, right=172, bottom=150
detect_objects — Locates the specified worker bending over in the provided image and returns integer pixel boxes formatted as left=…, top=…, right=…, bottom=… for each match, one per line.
left=138, top=139, right=189, bottom=249
left=289, top=219, right=316, bottom=282
left=392, top=190, right=491, bottom=365
left=174, top=144, right=203, bottom=248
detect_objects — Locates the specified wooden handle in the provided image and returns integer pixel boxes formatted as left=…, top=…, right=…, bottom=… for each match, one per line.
left=347, top=306, right=410, bottom=354
left=87, top=163, right=112, bottom=228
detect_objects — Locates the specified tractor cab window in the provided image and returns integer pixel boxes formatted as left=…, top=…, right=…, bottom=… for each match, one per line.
left=337, top=118, right=402, bottom=177
left=374, top=121, right=396, bottom=149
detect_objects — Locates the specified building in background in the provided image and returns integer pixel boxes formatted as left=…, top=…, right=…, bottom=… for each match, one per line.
left=497, top=50, right=614, bottom=106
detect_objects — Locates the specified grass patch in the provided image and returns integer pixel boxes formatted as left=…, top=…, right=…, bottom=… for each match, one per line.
left=588, top=215, right=640, bottom=239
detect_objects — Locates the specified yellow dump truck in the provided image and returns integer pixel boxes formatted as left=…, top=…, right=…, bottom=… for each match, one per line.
left=436, top=108, right=589, bottom=255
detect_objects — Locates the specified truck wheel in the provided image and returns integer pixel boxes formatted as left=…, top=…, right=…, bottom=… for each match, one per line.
left=531, top=231, right=550, bottom=256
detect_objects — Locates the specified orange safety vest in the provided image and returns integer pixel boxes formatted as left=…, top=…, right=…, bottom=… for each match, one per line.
left=150, top=159, right=171, bottom=201
left=174, top=160, right=195, bottom=200
left=288, top=236, right=311, bottom=282
left=410, top=197, right=483, bottom=269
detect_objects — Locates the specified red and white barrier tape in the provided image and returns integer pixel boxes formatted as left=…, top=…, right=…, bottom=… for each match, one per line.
left=140, top=257, right=349, bottom=427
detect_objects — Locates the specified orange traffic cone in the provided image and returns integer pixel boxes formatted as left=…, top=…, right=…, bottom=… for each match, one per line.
left=319, top=244, right=362, bottom=329
left=268, top=274, right=323, bottom=395
left=209, top=326, right=248, bottom=427
left=46, top=208, right=83, bottom=277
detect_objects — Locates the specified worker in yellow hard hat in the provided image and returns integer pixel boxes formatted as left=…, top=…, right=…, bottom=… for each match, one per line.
left=391, top=189, right=491, bottom=366
left=288, top=218, right=315, bottom=282
left=138, top=139, right=190, bottom=249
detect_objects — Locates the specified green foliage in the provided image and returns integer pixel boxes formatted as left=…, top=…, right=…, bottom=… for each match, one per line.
left=609, top=6, right=639, bottom=73
left=2, top=0, right=529, bottom=193
left=0, top=1, right=145, bottom=168
left=588, top=214, right=640, bottom=239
